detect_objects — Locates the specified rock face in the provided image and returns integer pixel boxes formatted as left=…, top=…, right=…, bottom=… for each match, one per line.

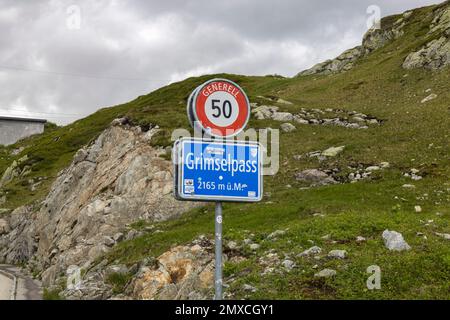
left=0, top=122, right=198, bottom=290
left=0, top=219, right=9, bottom=235
left=298, top=46, right=363, bottom=76
left=382, top=230, right=411, bottom=251
left=403, top=5, right=450, bottom=70
left=403, top=37, right=450, bottom=70
left=132, top=238, right=215, bottom=300
left=298, top=12, right=408, bottom=76
left=298, top=3, right=450, bottom=75
left=0, top=155, right=30, bottom=189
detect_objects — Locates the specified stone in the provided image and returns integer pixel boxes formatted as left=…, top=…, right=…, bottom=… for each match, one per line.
left=298, top=46, right=363, bottom=76
left=190, top=244, right=202, bottom=253
left=346, top=123, right=360, bottom=129
left=415, top=206, right=422, bottom=213
left=113, top=232, right=124, bottom=242
left=132, top=244, right=215, bottom=300
left=126, top=229, right=142, bottom=241
left=282, top=259, right=295, bottom=271
left=295, top=169, right=337, bottom=186
left=111, top=117, right=129, bottom=126
left=356, top=236, right=366, bottom=243
left=226, top=241, right=238, bottom=250
left=366, top=166, right=380, bottom=172
left=404, top=36, right=450, bottom=71
left=0, top=218, right=10, bottom=235
left=321, top=146, right=345, bottom=157
left=353, top=116, right=365, bottom=122
left=88, top=245, right=110, bottom=260
left=314, top=268, right=336, bottom=278
left=297, top=246, right=322, bottom=257
left=267, top=230, right=286, bottom=240
left=73, top=149, right=88, bottom=164
left=328, top=250, right=347, bottom=259
left=294, top=117, right=309, bottom=125
left=421, top=93, right=438, bottom=103
left=382, top=230, right=411, bottom=251
left=243, top=284, right=258, bottom=292
left=105, top=264, right=129, bottom=277
left=280, top=123, right=296, bottom=133
left=277, top=99, right=293, bottom=105
left=10, top=147, right=25, bottom=156
left=249, top=243, right=260, bottom=250
left=272, top=112, right=294, bottom=122
left=0, top=161, right=19, bottom=188
left=435, top=232, right=450, bottom=240
left=402, top=184, right=416, bottom=189
left=0, top=125, right=200, bottom=294
left=252, top=105, right=278, bottom=120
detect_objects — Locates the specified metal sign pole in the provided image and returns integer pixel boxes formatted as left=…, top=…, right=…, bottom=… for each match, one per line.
left=214, top=202, right=223, bottom=300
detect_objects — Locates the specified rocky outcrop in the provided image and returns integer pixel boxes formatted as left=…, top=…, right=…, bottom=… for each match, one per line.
left=252, top=105, right=381, bottom=129
left=0, top=121, right=198, bottom=292
left=0, top=155, right=30, bottom=189
left=298, top=46, right=363, bottom=76
left=298, top=12, right=409, bottom=76
left=0, top=206, right=37, bottom=264
left=132, top=237, right=215, bottom=300
left=430, top=3, right=450, bottom=34
left=298, top=3, right=450, bottom=75
left=403, top=35, right=450, bottom=70
left=403, top=4, right=450, bottom=70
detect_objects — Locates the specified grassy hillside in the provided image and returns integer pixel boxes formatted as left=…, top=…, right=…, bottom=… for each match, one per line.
left=1, top=2, right=449, bottom=299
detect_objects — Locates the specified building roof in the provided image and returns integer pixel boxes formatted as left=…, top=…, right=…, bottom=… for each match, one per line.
left=0, top=116, right=47, bottom=123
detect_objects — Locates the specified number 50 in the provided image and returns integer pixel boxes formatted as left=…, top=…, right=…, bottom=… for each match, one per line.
left=211, top=99, right=232, bottom=119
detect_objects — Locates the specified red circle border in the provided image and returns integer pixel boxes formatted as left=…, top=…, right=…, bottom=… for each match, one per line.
left=194, top=79, right=249, bottom=137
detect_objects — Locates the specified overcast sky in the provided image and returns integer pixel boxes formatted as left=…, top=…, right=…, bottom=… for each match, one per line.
left=0, top=0, right=442, bottom=124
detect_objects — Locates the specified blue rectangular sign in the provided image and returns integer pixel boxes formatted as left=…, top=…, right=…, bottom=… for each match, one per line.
left=174, top=138, right=262, bottom=202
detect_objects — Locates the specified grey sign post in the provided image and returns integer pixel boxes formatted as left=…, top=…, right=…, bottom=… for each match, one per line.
left=214, top=202, right=223, bottom=300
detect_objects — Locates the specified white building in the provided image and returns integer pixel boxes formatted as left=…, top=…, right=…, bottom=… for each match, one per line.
left=0, top=116, right=47, bottom=146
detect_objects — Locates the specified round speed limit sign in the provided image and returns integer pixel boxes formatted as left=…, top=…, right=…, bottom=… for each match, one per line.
left=188, top=79, right=250, bottom=138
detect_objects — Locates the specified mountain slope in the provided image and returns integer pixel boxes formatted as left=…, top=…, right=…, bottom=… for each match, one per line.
left=0, top=1, right=449, bottom=299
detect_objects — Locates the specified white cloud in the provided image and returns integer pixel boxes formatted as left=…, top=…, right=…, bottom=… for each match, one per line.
left=0, top=0, right=443, bottom=124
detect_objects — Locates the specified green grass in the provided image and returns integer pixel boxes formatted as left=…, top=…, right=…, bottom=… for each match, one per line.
left=1, top=1, right=449, bottom=299
left=106, top=272, right=133, bottom=295
left=107, top=175, right=449, bottom=299
left=43, top=288, right=64, bottom=300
